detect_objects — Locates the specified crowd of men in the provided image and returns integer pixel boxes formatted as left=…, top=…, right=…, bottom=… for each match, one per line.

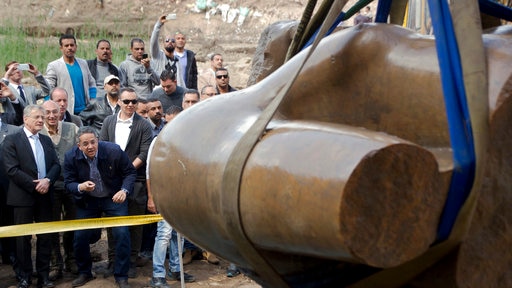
left=0, top=14, right=239, bottom=288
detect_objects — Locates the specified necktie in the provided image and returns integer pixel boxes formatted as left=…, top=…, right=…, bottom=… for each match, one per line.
left=18, top=85, right=26, bottom=103
left=31, top=134, right=46, bottom=178
left=88, top=158, right=104, bottom=196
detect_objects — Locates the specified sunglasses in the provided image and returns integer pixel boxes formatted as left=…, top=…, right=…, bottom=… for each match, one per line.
left=121, top=99, right=138, bottom=105
left=216, top=75, right=229, bottom=79
left=165, top=38, right=176, bottom=43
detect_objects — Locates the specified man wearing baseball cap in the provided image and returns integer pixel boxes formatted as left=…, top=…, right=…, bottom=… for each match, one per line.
left=79, top=75, right=121, bottom=132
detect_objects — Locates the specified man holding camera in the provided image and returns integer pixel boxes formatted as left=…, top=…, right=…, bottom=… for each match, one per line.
left=149, top=15, right=186, bottom=88
left=3, top=61, right=50, bottom=106
left=119, top=38, right=159, bottom=99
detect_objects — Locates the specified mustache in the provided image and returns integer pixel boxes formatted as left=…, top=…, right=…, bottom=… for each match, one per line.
left=165, top=46, right=175, bottom=53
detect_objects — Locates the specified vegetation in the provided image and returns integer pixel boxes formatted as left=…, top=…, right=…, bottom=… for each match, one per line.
left=0, top=20, right=141, bottom=73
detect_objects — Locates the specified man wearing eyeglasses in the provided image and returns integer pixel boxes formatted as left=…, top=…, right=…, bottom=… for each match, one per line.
left=149, top=15, right=186, bottom=88
left=2, top=105, right=61, bottom=288
left=100, top=87, right=153, bottom=280
left=215, top=68, right=237, bottom=94
left=200, top=85, right=217, bottom=101
left=64, top=126, right=136, bottom=288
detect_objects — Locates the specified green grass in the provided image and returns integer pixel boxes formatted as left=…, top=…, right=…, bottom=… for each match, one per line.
left=0, top=20, right=145, bottom=73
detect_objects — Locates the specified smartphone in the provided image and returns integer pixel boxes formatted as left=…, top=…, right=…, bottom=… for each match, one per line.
left=1, top=79, right=9, bottom=86
left=18, top=63, right=30, bottom=71
left=166, top=13, right=177, bottom=20
left=142, top=54, right=148, bottom=59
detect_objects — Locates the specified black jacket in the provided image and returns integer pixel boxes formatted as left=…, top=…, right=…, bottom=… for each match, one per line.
left=79, top=95, right=120, bottom=133
left=87, top=58, right=120, bottom=81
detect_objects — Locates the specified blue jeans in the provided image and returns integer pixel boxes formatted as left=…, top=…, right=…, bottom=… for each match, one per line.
left=74, top=196, right=131, bottom=281
left=152, top=220, right=183, bottom=277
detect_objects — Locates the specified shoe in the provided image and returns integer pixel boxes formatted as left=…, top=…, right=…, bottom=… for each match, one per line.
left=72, top=274, right=95, bottom=287
left=17, top=279, right=30, bottom=288
left=167, top=271, right=195, bottom=283
left=103, top=261, right=114, bottom=278
left=203, top=251, right=220, bottom=265
left=116, top=279, right=130, bottom=288
left=128, top=265, right=137, bottom=278
left=37, top=278, right=55, bottom=288
left=149, top=277, right=170, bottom=288
left=49, top=269, right=63, bottom=281
left=226, top=263, right=240, bottom=277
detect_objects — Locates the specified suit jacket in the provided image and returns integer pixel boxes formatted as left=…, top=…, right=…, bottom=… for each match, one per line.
left=45, top=57, right=96, bottom=114
left=2, top=129, right=60, bottom=206
left=0, top=122, right=20, bottom=145
left=0, top=123, right=21, bottom=191
left=99, top=112, right=153, bottom=180
left=8, top=74, right=51, bottom=106
left=64, top=141, right=136, bottom=198
left=0, top=98, right=23, bottom=125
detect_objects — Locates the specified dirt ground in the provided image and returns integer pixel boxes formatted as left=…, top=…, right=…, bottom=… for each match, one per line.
left=0, top=229, right=261, bottom=288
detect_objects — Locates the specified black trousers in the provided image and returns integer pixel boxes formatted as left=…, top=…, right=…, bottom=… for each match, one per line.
left=13, top=203, right=53, bottom=281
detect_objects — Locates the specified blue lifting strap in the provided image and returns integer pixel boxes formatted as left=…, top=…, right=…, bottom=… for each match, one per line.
left=425, top=0, right=476, bottom=242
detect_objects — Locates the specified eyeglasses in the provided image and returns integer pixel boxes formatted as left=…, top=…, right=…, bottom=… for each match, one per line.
left=216, top=75, right=229, bottom=79
left=122, top=99, right=138, bottom=105
left=165, top=38, right=175, bottom=43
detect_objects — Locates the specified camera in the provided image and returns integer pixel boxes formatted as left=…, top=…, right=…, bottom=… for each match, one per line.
left=166, top=13, right=177, bottom=20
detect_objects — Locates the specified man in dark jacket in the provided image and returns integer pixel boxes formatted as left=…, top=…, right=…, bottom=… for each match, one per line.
left=2, top=105, right=61, bottom=288
left=64, top=126, right=136, bottom=288
left=79, top=75, right=121, bottom=132
left=87, top=39, right=122, bottom=97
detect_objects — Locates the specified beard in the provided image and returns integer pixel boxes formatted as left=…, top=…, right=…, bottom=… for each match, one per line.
left=165, top=46, right=175, bottom=53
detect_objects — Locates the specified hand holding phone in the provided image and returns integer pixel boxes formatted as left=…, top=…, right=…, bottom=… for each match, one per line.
left=142, top=54, right=148, bottom=60
left=166, top=13, right=177, bottom=20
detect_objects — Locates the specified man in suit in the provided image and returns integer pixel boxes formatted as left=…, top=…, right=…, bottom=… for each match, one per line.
left=50, top=87, right=83, bottom=128
left=2, top=105, right=61, bottom=288
left=100, top=87, right=153, bottom=278
left=3, top=61, right=50, bottom=106
left=64, top=126, right=136, bottom=288
left=45, top=34, right=97, bottom=115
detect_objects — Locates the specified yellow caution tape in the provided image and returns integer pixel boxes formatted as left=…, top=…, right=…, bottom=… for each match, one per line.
left=0, top=214, right=163, bottom=238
